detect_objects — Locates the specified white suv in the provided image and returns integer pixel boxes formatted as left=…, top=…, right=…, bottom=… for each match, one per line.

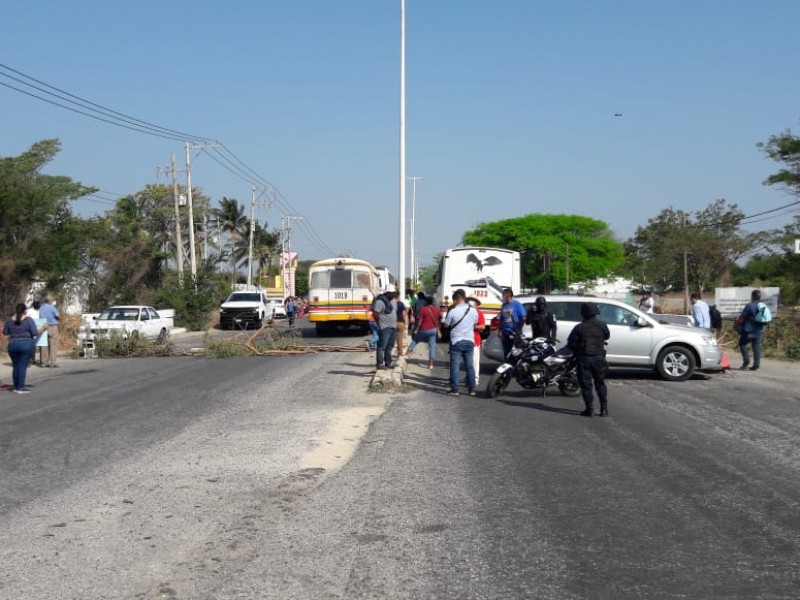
left=483, top=295, right=722, bottom=381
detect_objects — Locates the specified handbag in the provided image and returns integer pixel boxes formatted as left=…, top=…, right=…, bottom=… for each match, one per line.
left=734, top=313, right=745, bottom=333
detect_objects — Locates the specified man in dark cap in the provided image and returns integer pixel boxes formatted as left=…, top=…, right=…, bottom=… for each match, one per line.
left=567, top=302, right=611, bottom=417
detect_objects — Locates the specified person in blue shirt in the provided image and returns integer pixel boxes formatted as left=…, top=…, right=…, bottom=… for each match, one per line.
left=285, top=296, right=296, bottom=327
left=499, top=288, right=526, bottom=359
left=690, top=293, right=711, bottom=330
left=3, top=303, right=49, bottom=393
left=38, top=295, right=60, bottom=367
left=738, top=289, right=767, bottom=371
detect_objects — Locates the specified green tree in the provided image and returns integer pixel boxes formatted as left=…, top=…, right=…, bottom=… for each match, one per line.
left=0, top=139, right=96, bottom=312
left=758, top=126, right=800, bottom=197
left=213, top=197, right=249, bottom=282
left=623, top=200, right=766, bottom=294
left=462, top=214, right=624, bottom=292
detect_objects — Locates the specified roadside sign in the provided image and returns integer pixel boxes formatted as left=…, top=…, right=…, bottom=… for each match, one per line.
left=715, top=287, right=779, bottom=317
left=795, top=239, right=800, bottom=254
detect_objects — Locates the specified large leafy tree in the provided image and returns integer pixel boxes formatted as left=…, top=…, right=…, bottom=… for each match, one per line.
left=758, top=127, right=800, bottom=197
left=461, top=214, right=624, bottom=292
left=0, top=139, right=95, bottom=312
left=624, top=200, right=766, bottom=294
left=83, top=184, right=175, bottom=308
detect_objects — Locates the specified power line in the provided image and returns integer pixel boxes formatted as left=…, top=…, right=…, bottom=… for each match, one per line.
left=0, top=60, right=335, bottom=256
left=0, top=62, right=214, bottom=143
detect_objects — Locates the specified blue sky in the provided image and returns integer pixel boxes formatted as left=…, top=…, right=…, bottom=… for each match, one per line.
left=2, top=1, right=799, bottom=273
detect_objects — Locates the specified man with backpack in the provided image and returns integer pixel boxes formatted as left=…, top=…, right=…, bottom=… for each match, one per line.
left=690, top=293, right=712, bottom=330
left=372, top=285, right=398, bottom=370
left=737, top=289, right=772, bottom=371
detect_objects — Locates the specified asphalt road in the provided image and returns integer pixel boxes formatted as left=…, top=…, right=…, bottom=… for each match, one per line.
left=1, top=327, right=799, bottom=599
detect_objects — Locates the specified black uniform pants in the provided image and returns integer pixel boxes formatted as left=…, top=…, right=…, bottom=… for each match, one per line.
left=577, top=354, right=608, bottom=409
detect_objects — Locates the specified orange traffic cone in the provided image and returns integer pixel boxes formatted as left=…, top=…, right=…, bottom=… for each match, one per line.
left=721, top=352, right=730, bottom=372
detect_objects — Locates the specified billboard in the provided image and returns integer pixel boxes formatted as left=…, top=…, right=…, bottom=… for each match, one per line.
left=714, top=287, right=779, bottom=317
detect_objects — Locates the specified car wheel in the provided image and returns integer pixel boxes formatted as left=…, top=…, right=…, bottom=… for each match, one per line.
left=157, top=328, right=168, bottom=343
left=486, top=371, right=512, bottom=399
left=254, top=317, right=263, bottom=329
left=656, top=345, right=696, bottom=381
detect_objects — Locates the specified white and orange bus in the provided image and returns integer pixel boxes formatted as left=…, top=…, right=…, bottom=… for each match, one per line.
left=307, top=257, right=377, bottom=336
left=434, top=247, right=521, bottom=322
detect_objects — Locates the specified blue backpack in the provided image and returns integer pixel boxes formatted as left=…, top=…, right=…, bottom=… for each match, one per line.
left=754, top=302, right=773, bottom=324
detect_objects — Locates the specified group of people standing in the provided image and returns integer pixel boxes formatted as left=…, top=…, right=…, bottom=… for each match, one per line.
left=2, top=296, right=60, bottom=394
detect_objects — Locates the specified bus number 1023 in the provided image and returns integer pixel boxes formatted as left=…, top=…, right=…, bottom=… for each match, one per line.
left=473, top=290, right=489, bottom=297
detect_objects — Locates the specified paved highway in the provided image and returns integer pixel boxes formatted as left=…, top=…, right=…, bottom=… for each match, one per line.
left=1, top=327, right=798, bottom=598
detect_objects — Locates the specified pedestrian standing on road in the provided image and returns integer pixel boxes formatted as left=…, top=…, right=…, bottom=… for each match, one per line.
left=39, top=295, right=60, bottom=368
left=444, top=289, right=479, bottom=396
left=367, top=313, right=379, bottom=352
left=567, top=302, right=610, bottom=417
left=499, top=288, right=526, bottom=359
left=526, top=296, right=558, bottom=342
left=738, top=289, right=767, bottom=371
left=28, top=300, right=47, bottom=367
left=467, top=296, right=486, bottom=387
left=638, top=291, right=655, bottom=314
left=690, top=293, right=712, bottom=330
left=3, top=303, right=48, bottom=393
left=285, top=296, right=296, bottom=327
left=394, top=291, right=408, bottom=358
left=372, top=285, right=397, bottom=370
left=404, top=295, right=440, bottom=369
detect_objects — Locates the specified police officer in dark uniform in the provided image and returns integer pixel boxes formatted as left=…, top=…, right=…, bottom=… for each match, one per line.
left=525, top=296, right=557, bottom=342
left=567, top=302, right=611, bottom=417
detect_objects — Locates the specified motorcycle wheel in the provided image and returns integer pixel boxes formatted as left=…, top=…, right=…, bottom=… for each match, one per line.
left=487, top=371, right=512, bottom=399
left=558, top=376, right=581, bottom=397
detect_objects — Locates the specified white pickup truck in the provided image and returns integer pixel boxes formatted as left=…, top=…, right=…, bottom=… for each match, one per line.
left=219, top=290, right=275, bottom=329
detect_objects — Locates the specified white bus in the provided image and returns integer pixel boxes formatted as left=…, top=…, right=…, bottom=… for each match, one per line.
left=307, top=257, right=377, bottom=336
left=373, top=265, right=397, bottom=292
left=434, top=247, right=521, bottom=321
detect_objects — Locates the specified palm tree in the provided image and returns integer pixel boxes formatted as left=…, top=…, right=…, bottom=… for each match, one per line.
left=213, top=197, right=249, bottom=282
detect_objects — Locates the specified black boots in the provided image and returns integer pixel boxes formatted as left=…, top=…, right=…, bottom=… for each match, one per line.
left=597, top=405, right=609, bottom=417
left=580, top=406, right=593, bottom=417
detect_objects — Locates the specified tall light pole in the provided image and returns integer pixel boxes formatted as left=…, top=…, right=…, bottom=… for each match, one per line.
left=407, top=176, right=424, bottom=289
left=398, top=0, right=407, bottom=300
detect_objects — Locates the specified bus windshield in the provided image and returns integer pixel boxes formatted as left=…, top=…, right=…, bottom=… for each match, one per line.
left=310, top=269, right=372, bottom=289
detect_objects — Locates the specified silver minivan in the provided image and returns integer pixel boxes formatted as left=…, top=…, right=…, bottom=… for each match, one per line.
left=483, top=295, right=722, bottom=381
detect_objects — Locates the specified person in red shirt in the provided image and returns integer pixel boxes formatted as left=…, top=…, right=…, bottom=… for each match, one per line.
left=467, top=296, right=487, bottom=387
left=403, top=294, right=441, bottom=369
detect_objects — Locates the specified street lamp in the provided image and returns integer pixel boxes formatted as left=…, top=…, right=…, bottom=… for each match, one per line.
left=407, top=176, right=425, bottom=289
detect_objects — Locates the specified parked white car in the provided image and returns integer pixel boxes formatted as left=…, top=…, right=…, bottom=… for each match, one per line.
left=82, top=306, right=172, bottom=342
left=483, top=295, right=722, bottom=382
left=269, top=300, right=287, bottom=319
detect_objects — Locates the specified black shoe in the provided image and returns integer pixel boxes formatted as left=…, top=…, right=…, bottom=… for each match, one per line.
left=739, top=363, right=750, bottom=370
left=597, top=408, right=609, bottom=417
left=446, top=390, right=460, bottom=397
left=580, top=408, right=593, bottom=417
left=749, top=366, right=759, bottom=371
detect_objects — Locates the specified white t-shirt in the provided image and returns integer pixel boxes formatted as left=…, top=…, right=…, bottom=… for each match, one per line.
left=639, top=296, right=654, bottom=314
left=444, top=304, right=478, bottom=345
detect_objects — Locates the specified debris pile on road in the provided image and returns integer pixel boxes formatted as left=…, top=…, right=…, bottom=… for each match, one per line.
left=202, top=325, right=365, bottom=357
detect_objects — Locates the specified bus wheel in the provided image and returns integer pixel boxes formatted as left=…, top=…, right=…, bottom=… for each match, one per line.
left=315, top=323, right=327, bottom=336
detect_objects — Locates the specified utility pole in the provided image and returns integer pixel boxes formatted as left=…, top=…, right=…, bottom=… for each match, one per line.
left=184, top=141, right=221, bottom=278
left=398, top=0, right=407, bottom=300
left=156, top=155, right=184, bottom=278
left=281, top=215, right=305, bottom=298
left=246, top=186, right=272, bottom=287
left=185, top=142, right=197, bottom=278
left=407, top=176, right=424, bottom=289
left=565, top=243, right=570, bottom=291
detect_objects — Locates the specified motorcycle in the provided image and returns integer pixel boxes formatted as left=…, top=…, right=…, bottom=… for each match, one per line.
left=486, top=332, right=581, bottom=399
